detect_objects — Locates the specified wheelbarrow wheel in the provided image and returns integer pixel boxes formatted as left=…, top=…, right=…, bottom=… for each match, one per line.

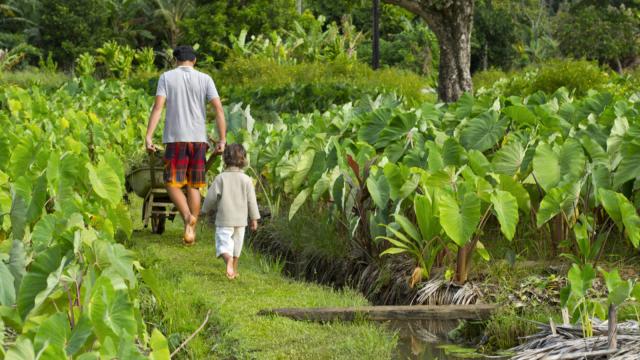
left=151, top=214, right=166, bottom=235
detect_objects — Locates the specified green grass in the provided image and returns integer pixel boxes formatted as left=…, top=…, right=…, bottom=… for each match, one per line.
left=261, top=203, right=350, bottom=260
left=132, top=220, right=396, bottom=359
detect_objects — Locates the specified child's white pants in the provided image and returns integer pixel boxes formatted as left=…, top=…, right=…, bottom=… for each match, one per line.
left=215, top=226, right=246, bottom=257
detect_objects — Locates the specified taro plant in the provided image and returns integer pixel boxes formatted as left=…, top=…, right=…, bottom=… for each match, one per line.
left=377, top=191, right=444, bottom=287
left=560, top=263, right=602, bottom=338
left=0, top=81, right=170, bottom=358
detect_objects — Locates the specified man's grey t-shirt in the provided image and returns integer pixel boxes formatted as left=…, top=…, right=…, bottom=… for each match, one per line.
left=156, top=66, right=219, bottom=143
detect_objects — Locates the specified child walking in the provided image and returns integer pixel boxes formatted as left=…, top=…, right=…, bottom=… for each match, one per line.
left=202, top=144, right=260, bottom=279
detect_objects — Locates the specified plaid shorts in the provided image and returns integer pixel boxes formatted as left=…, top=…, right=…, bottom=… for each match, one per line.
left=163, top=142, right=209, bottom=188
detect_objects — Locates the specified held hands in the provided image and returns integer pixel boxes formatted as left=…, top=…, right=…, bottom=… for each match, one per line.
left=250, top=219, right=258, bottom=231
left=215, top=139, right=226, bottom=155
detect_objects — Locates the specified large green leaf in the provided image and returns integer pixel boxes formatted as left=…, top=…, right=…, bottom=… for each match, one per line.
left=601, top=269, right=632, bottom=306
left=490, top=190, right=518, bottom=241
left=149, top=328, right=170, bottom=360
left=414, top=192, right=440, bottom=241
left=88, top=276, right=137, bottom=341
left=503, top=105, right=536, bottom=126
left=8, top=138, right=36, bottom=178
left=26, top=174, right=47, bottom=225
left=10, top=189, right=28, bottom=241
left=599, top=189, right=623, bottom=228
left=357, top=108, right=391, bottom=147
left=383, top=163, right=417, bottom=201
left=619, top=198, right=640, bottom=248
left=289, top=150, right=316, bottom=191
left=66, top=316, right=93, bottom=356
left=5, top=337, right=35, bottom=360
left=0, top=261, right=15, bottom=306
left=567, top=263, right=595, bottom=299
left=613, top=141, right=640, bottom=188
left=426, top=141, right=444, bottom=172
left=536, top=183, right=579, bottom=227
left=532, top=142, right=560, bottom=192
left=442, top=138, right=466, bottom=168
left=438, top=191, right=481, bottom=247
left=467, top=150, right=492, bottom=177
left=532, top=139, right=585, bottom=191
left=492, top=141, right=526, bottom=176
left=289, top=188, right=310, bottom=221
left=495, top=174, right=531, bottom=212
left=34, top=312, right=71, bottom=354
left=599, top=189, right=640, bottom=247
left=16, top=246, right=63, bottom=319
left=8, top=239, right=26, bottom=296
left=460, top=111, right=508, bottom=152
left=366, top=175, right=390, bottom=210
left=31, top=214, right=57, bottom=253
left=86, top=160, right=122, bottom=206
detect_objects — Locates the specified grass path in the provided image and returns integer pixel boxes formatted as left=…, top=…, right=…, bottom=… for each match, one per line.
left=131, top=220, right=396, bottom=359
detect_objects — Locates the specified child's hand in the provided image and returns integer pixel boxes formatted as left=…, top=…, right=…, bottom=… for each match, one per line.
left=250, top=219, right=258, bottom=231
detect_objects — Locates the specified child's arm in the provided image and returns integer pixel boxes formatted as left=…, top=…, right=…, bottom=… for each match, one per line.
left=202, top=177, right=222, bottom=215
left=247, top=179, right=260, bottom=229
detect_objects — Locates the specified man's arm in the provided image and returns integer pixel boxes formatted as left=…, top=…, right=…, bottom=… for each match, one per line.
left=145, top=96, right=166, bottom=152
left=210, top=97, right=227, bottom=154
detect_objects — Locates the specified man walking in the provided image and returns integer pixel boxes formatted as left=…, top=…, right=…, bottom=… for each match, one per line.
left=145, top=45, right=226, bottom=245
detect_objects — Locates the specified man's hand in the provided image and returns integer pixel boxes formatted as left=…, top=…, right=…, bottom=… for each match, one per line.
left=215, top=140, right=226, bottom=155
left=145, top=137, right=158, bottom=153
left=146, top=96, right=165, bottom=153
left=250, top=219, right=258, bottom=231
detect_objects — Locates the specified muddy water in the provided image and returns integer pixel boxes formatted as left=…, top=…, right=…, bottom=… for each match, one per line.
left=385, top=319, right=493, bottom=359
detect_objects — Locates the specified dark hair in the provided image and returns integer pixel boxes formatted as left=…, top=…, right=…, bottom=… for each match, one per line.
left=173, top=45, right=197, bottom=62
left=223, top=143, right=247, bottom=168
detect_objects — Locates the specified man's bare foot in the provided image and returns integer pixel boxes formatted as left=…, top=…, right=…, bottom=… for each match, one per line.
left=183, top=215, right=197, bottom=245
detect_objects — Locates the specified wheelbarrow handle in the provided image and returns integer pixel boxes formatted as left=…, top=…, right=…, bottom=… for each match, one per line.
left=150, top=151, right=159, bottom=188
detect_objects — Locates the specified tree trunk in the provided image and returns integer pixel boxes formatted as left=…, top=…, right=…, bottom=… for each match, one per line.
left=384, top=0, right=474, bottom=102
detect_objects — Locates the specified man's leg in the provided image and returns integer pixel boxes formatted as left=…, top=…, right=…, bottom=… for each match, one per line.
left=166, top=186, right=192, bottom=223
left=186, top=186, right=201, bottom=220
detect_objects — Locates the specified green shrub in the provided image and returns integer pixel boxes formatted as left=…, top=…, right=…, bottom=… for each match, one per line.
left=0, top=69, right=69, bottom=90
left=215, top=56, right=432, bottom=116
left=472, top=68, right=509, bottom=91
left=485, top=59, right=611, bottom=97
left=526, top=59, right=610, bottom=96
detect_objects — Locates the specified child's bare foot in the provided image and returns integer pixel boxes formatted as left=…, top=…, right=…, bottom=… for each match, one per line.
left=226, top=262, right=235, bottom=279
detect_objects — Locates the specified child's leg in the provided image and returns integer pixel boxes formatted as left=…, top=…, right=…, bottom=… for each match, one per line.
left=233, top=257, right=239, bottom=275
left=222, top=253, right=234, bottom=278
left=215, top=227, right=235, bottom=278
left=231, top=227, right=246, bottom=276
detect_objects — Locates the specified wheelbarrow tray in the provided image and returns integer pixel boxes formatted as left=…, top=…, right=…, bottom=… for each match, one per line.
left=127, top=166, right=165, bottom=198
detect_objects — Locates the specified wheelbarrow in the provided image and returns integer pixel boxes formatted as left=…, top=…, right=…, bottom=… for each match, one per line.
left=125, top=148, right=219, bottom=235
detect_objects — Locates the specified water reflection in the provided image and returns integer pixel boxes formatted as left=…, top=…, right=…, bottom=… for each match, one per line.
left=386, top=319, right=482, bottom=360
